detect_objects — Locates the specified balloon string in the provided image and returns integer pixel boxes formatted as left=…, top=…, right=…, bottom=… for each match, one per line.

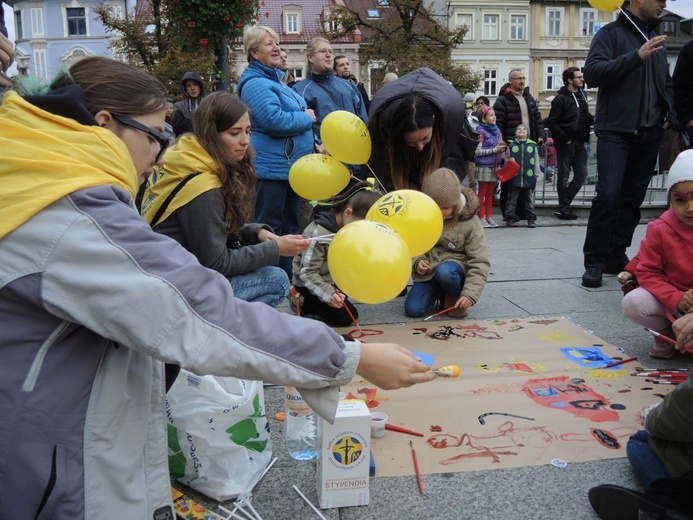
left=363, top=164, right=389, bottom=193
left=618, top=6, right=650, bottom=42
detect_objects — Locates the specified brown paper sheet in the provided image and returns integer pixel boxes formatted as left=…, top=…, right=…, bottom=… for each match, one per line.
left=339, top=318, right=672, bottom=478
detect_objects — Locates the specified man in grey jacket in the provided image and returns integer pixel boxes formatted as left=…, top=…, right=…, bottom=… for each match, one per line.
left=581, top=0, right=675, bottom=288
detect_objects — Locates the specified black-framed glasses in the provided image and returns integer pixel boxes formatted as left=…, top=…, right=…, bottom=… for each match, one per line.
left=112, top=114, right=169, bottom=162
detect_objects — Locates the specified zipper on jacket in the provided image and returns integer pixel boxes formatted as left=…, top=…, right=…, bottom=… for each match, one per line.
left=22, top=320, right=70, bottom=392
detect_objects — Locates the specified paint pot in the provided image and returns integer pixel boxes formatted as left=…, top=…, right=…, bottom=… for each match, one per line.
left=370, top=412, right=388, bottom=439
left=551, top=458, right=567, bottom=468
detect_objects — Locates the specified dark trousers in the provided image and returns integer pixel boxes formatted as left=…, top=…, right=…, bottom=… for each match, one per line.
left=295, top=285, right=359, bottom=327
left=255, top=180, right=302, bottom=278
left=505, top=186, right=536, bottom=222
left=500, top=182, right=526, bottom=220
left=583, top=126, right=664, bottom=270
left=555, top=141, right=588, bottom=208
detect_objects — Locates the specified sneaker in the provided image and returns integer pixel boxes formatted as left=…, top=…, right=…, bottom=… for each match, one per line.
left=588, top=484, right=691, bottom=520
left=527, top=220, right=536, bottom=228
left=567, top=207, right=578, bottom=220
left=288, top=286, right=304, bottom=316
left=481, top=219, right=491, bottom=228
left=582, top=267, right=603, bottom=288
left=486, top=217, right=499, bottom=228
left=649, top=328, right=676, bottom=359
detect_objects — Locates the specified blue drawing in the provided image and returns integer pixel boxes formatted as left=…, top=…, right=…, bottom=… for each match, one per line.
left=560, top=347, right=612, bottom=368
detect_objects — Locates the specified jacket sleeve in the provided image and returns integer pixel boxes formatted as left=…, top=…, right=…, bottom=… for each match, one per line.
left=635, top=221, right=683, bottom=311
left=546, top=97, right=569, bottom=143
left=243, top=80, right=313, bottom=138
left=530, top=99, right=547, bottom=142
left=645, top=372, right=693, bottom=443
left=460, top=220, right=490, bottom=303
left=175, top=189, right=280, bottom=277
left=42, top=192, right=360, bottom=421
left=171, top=105, right=191, bottom=137
left=673, top=42, right=693, bottom=127
left=584, top=26, right=644, bottom=88
left=493, top=98, right=508, bottom=138
left=294, top=239, right=335, bottom=304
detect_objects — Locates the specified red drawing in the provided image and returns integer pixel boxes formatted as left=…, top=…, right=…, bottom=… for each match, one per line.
left=430, top=425, right=442, bottom=432
left=347, top=329, right=384, bottom=340
left=521, top=376, right=620, bottom=422
left=346, top=387, right=380, bottom=408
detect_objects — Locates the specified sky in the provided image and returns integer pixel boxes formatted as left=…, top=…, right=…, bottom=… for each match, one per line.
left=2, top=2, right=693, bottom=76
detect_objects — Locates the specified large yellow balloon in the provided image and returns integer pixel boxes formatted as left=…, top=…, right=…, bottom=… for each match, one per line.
left=289, top=154, right=351, bottom=201
left=587, top=0, right=623, bottom=12
left=327, top=221, right=411, bottom=304
left=321, top=111, right=372, bottom=165
left=366, top=190, right=443, bottom=257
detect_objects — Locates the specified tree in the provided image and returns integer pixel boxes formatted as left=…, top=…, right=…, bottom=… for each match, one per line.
left=327, top=0, right=481, bottom=94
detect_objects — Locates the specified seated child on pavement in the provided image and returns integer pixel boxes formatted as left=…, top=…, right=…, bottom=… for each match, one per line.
left=405, top=168, right=490, bottom=319
left=291, top=181, right=381, bottom=326
left=621, top=150, right=693, bottom=359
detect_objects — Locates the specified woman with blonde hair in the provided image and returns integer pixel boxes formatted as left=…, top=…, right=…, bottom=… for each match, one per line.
left=237, top=25, right=316, bottom=277
left=0, top=56, right=436, bottom=518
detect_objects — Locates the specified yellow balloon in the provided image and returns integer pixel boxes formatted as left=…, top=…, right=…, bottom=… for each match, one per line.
left=587, top=0, right=623, bottom=12
left=289, top=154, right=351, bottom=201
left=321, top=110, right=372, bottom=165
left=327, top=221, right=411, bottom=304
left=366, top=190, right=443, bottom=257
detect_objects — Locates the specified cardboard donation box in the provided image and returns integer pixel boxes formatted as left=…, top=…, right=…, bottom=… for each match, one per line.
left=316, top=399, right=371, bottom=509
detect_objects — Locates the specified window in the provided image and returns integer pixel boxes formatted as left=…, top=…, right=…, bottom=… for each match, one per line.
left=30, top=8, right=43, bottom=37
left=456, top=13, right=473, bottom=40
left=547, top=8, right=562, bottom=37
left=580, top=8, right=597, bottom=36
left=66, top=7, right=87, bottom=36
left=367, top=9, right=381, bottom=19
left=510, top=15, right=526, bottom=41
left=377, top=0, right=389, bottom=5
left=33, top=49, right=47, bottom=79
left=545, top=63, right=562, bottom=90
left=484, top=69, right=498, bottom=96
left=289, top=68, right=303, bottom=81
left=15, top=11, right=23, bottom=40
left=662, top=20, right=676, bottom=35
left=286, top=13, right=298, bottom=33
left=482, top=14, right=499, bottom=40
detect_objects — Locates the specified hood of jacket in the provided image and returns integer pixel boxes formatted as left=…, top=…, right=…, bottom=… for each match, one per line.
left=369, top=67, right=466, bottom=159
left=180, top=71, right=206, bottom=100
left=459, top=186, right=480, bottom=221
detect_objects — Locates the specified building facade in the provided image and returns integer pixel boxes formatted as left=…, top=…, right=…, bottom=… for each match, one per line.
left=7, top=0, right=124, bottom=79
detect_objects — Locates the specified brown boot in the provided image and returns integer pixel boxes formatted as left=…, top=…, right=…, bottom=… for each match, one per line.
left=443, top=294, right=468, bottom=318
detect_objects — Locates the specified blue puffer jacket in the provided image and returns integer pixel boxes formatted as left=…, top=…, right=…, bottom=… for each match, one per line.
left=237, top=61, right=314, bottom=181
left=507, top=139, right=538, bottom=190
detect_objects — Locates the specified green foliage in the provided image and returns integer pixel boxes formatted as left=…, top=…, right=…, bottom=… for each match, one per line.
left=327, top=0, right=481, bottom=95
left=164, top=0, right=260, bottom=48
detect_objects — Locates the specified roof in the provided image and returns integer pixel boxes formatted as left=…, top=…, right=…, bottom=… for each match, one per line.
left=260, top=0, right=359, bottom=44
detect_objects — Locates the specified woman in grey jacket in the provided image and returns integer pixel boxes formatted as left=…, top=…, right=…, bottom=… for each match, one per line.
left=0, top=57, right=435, bottom=520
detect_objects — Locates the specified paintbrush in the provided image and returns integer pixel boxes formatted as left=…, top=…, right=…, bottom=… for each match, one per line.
left=431, top=365, right=461, bottom=377
left=334, top=288, right=361, bottom=333
left=644, top=328, right=693, bottom=354
left=409, top=441, right=425, bottom=495
left=423, top=306, right=457, bottom=321
left=601, top=357, right=637, bottom=369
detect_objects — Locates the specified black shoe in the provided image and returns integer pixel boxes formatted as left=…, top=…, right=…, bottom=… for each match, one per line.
left=506, top=219, right=517, bottom=227
left=567, top=207, right=578, bottom=220
left=554, top=206, right=573, bottom=220
left=582, top=266, right=603, bottom=287
left=398, top=286, right=408, bottom=297
left=588, top=485, right=692, bottom=520
left=527, top=220, right=536, bottom=228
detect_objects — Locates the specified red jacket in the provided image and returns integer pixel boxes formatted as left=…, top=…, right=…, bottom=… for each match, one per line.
left=635, top=209, right=693, bottom=311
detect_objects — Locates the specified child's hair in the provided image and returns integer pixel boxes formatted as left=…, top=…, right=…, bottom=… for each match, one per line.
left=311, top=180, right=382, bottom=221
left=478, top=106, right=492, bottom=121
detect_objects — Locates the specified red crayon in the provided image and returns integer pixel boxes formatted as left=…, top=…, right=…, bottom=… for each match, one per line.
left=385, top=424, right=424, bottom=437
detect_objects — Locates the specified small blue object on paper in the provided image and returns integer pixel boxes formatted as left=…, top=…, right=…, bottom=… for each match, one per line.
left=413, top=351, right=434, bottom=367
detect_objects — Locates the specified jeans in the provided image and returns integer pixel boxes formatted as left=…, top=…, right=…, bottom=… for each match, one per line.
left=505, top=187, right=536, bottom=222
left=626, top=430, right=673, bottom=491
left=555, top=141, right=588, bottom=208
left=230, top=265, right=290, bottom=307
left=583, top=126, right=664, bottom=270
left=255, top=180, right=302, bottom=278
left=405, top=261, right=466, bottom=317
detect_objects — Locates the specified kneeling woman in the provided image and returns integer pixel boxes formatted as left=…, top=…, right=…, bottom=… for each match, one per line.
left=142, top=92, right=309, bottom=306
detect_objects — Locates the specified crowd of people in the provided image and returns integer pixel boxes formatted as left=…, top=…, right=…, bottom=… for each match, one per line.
left=1, top=0, right=692, bottom=516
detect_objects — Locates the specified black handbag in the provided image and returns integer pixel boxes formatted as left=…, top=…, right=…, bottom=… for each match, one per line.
left=458, top=119, right=480, bottom=162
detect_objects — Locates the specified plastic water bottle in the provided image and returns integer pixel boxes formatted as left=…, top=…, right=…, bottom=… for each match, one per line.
left=284, top=386, right=317, bottom=460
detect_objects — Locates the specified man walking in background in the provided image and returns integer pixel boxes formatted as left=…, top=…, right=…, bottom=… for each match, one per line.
left=547, top=67, right=594, bottom=220
left=581, top=0, right=675, bottom=288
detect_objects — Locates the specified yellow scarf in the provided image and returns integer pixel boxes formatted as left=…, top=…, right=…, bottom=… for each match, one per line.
left=0, top=92, right=138, bottom=240
left=141, top=134, right=221, bottom=226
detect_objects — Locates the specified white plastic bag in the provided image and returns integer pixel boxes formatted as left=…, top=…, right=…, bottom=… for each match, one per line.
left=166, top=370, right=272, bottom=501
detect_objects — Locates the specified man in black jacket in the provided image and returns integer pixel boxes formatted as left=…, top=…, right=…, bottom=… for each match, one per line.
left=581, top=0, right=675, bottom=288
left=493, top=69, right=547, bottom=221
left=547, top=67, right=594, bottom=220
left=673, top=39, right=693, bottom=150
